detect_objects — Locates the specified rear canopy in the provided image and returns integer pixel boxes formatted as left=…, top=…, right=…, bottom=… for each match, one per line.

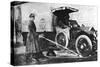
left=51, top=6, right=78, bottom=17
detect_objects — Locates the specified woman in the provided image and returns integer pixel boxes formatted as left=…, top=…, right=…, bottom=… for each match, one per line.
left=26, top=13, right=47, bottom=63
left=26, top=13, right=39, bottom=63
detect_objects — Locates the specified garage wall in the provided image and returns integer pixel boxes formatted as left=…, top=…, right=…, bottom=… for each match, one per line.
left=20, top=2, right=97, bottom=32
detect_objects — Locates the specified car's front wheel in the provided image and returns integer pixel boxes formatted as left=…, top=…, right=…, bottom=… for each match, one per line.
left=75, top=35, right=92, bottom=57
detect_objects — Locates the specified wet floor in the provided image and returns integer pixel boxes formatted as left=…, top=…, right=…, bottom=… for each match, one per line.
left=13, top=44, right=97, bottom=66
left=13, top=53, right=97, bottom=66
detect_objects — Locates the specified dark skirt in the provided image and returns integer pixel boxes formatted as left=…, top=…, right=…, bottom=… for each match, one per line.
left=26, top=32, right=40, bottom=54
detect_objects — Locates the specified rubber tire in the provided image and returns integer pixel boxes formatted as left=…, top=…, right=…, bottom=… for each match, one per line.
left=75, top=35, right=92, bottom=57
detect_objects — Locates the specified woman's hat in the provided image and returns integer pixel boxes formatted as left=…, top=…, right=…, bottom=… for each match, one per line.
left=29, top=13, right=35, bottom=18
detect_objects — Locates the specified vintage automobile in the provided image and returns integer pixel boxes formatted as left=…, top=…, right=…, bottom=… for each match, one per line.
left=40, top=6, right=97, bottom=57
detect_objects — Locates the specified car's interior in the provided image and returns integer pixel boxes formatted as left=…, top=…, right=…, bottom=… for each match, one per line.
left=52, top=7, right=79, bottom=29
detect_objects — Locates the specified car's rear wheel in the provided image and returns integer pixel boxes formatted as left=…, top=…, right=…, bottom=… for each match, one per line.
left=56, top=33, right=66, bottom=47
left=75, top=35, right=92, bottom=57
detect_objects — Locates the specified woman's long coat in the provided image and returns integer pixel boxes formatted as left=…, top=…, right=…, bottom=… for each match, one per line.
left=26, top=20, right=40, bottom=53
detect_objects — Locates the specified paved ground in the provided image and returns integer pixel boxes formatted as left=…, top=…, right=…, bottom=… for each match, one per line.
left=41, top=55, right=97, bottom=64
left=14, top=54, right=97, bottom=66
left=13, top=46, right=97, bottom=66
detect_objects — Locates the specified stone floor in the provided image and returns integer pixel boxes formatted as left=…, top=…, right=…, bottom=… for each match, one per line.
left=13, top=45, right=97, bottom=66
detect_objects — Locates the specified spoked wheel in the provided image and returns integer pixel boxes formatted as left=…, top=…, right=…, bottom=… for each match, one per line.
left=75, top=35, right=92, bottom=57
left=56, top=33, right=66, bottom=47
